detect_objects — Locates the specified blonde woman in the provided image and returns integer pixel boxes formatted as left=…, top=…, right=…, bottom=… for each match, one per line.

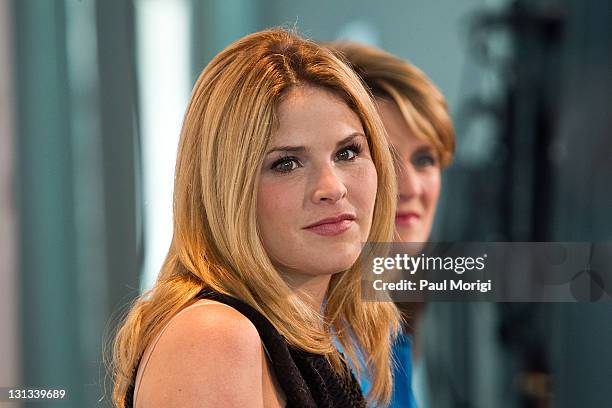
left=329, top=42, right=456, bottom=408
left=111, top=29, right=402, bottom=408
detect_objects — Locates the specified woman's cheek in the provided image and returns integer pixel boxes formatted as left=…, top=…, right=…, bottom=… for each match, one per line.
left=258, top=178, right=301, bottom=225
left=346, top=161, right=378, bottom=215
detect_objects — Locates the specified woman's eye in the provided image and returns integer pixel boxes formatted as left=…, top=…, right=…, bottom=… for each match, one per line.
left=413, top=154, right=436, bottom=168
left=336, top=144, right=361, bottom=161
left=272, top=157, right=300, bottom=173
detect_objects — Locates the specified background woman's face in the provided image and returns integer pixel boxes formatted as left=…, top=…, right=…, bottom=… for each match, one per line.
left=376, top=98, right=441, bottom=243
left=257, top=85, right=378, bottom=279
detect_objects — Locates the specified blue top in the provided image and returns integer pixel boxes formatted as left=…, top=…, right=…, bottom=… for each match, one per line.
left=389, top=332, right=417, bottom=408
left=337, top=331, right=417, bottom=408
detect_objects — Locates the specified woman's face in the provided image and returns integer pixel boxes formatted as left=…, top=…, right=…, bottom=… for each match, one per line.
left=257, top=85, right=378, bottom=281
left=376, top=98, right=441, bottom=243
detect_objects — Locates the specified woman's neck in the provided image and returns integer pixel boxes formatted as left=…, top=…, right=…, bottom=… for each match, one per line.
left=280, top=269, right=332, bottom=311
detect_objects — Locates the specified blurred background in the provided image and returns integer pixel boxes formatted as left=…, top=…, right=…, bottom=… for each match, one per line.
left=0, top=0, right=610, bottom=407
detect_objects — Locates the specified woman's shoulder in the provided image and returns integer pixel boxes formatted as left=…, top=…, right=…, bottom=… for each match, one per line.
left=174, top=299, right=261, bottom=340
left=135, top=299, right=264, bottom=407
left=165, top=299, right=262, bottom=352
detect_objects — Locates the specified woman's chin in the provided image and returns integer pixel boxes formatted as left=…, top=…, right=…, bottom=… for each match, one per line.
left=396, top=226, right=429, bottom=244
left=306, top=253, right=360, bottom=276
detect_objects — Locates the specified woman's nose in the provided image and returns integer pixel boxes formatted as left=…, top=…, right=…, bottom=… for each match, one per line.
left=396, top=162, right=423, bottom=202
left=310, top=165, right=348, bottom=204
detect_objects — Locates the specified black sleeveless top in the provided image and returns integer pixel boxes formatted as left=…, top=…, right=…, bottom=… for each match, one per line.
left=125, top=290, right=366, bottom=408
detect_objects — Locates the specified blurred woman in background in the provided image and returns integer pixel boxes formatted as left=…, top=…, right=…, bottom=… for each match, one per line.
left=111, top=29, right=402, bottom=408
left=329, top=42, right=455, bottom=407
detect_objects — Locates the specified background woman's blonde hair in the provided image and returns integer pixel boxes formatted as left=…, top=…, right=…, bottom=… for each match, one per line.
left=329, top=42, right=455, bottom=167
left=111, top=28, right=400, bottom=407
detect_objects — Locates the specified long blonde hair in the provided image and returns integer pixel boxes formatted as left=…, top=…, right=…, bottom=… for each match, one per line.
left=329, top=42, right=455, bottom=167
left=111, top=28, right=400, bottom=407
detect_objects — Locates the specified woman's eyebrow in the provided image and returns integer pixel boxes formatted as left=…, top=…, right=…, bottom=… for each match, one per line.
left=413, top=145, right=436, bottom=154
left=265, top=145, right=306, bottom=155
left=265, top=132, right=366, bottom=155
left=337, top=132, right=366, bottom=146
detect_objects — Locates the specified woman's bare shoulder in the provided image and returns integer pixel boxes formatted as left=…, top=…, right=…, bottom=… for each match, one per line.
left=136, top=300, right=264, bottom=408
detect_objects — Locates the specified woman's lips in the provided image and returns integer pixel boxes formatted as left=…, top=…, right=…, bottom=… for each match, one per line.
left=395, top=212, right=420, bottom=227
left=304, top=214, right=355, bottom=236
left=305, top=219, right=353, bottom=236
